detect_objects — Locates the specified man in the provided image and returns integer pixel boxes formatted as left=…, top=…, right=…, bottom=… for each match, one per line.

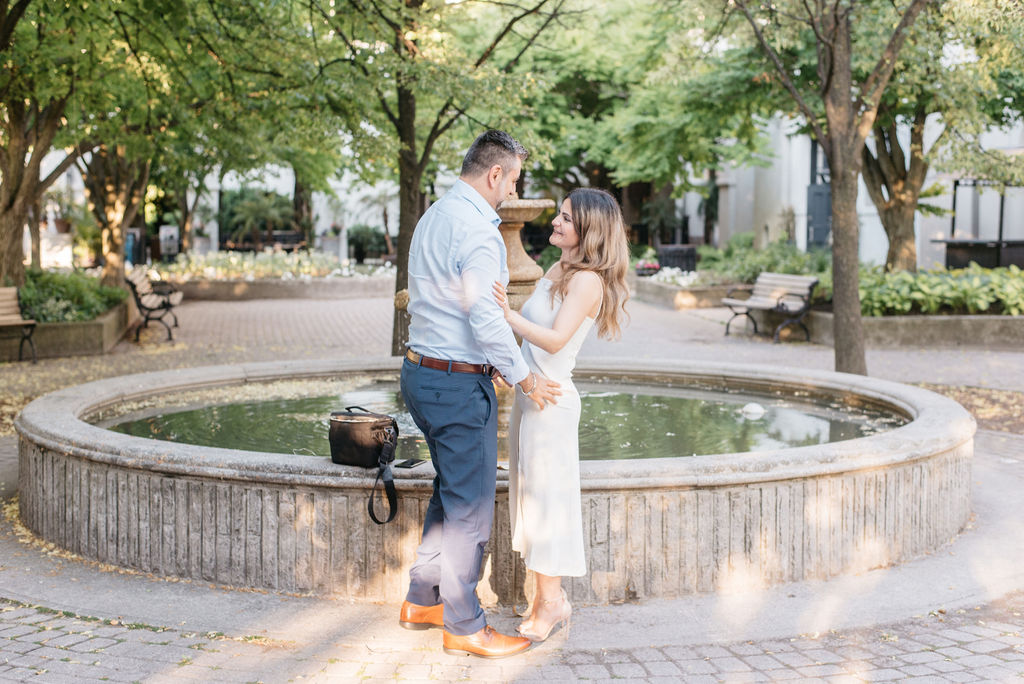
left=399, top=130, right=561, bottom=658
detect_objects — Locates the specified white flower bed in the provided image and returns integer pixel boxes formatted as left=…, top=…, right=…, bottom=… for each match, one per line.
left=152, top=251, right=394, bottom=281
left=650, top=267, right=701, bottom=288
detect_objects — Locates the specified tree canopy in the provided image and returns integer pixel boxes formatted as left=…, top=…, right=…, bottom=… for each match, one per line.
left=5, top=0, right=1024, bottom=351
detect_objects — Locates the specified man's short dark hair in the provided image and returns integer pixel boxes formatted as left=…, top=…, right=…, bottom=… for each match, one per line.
left=460, top=130, right=528, bottom=178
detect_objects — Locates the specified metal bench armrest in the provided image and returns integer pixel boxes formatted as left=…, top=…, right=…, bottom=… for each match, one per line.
left=775, top=293, right=810, bottom=310
left=726, top=284, right=752, bottom=299
left=151, top=281, right=179, bottom=296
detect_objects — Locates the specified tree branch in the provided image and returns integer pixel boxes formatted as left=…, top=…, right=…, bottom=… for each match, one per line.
left=799, top=0, right=831, bottom=49
left=421, top=0, right=563, bottom=167
left=477, top=0, right=549, bottom=68
left=732, top=0, right=828, bottom=145
left=501, top=0, right=566, bottom=72
left=886, top=121, right=906, bottom=173
left=0, top=0, right=30, bottom=52
left=906, top=106, right=930, bottom=187
left=316, top=2, right=400, bottom=130
left=39, top=141, right=94, bottom=194
left=871, top=126, right=899, bottom=198
left=861, top=141, right=890, bottom=210
left=0, top=0, right=31, bottom=51
left=361, top=0, right=422, bottom=58
left=857, top=0, right=932, bottom=115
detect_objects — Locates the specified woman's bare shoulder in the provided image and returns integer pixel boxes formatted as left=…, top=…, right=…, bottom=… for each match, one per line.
left=567, top=269, right=602, bottom=290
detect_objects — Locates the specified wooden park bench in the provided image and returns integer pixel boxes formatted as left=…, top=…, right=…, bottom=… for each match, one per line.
left=0, top=287, right=36, bottom=363
left=125, top=268, right=183, bottom=341
left=721, top=272, right=819, bottom=343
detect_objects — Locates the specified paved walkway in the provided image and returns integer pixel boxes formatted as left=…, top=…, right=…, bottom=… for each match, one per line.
left=1, top=296, right=1024, bottom=682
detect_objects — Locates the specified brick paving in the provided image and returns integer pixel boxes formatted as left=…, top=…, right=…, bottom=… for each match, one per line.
left=0, top=593, right=1022, bottom=682
left=2, top=294, right=1024, bottom=682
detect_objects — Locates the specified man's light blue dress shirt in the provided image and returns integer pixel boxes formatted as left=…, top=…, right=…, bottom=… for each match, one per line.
left=406, top=179, right=530, bottom=386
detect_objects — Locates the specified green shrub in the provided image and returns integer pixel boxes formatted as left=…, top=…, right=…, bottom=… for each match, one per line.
left=629, top=242, right=654, bottom=261
left=535, top=244, right=561, bottom=272
left=858, top=264, right=1024, bottom=317
left=218, top=188, right=296, bottom=246
left=347, top=224, right=389, bottom=263
left=18, top=269, right=128, bottom=323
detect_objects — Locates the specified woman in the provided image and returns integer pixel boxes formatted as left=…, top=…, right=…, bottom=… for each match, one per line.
left=493, top=187, right=630, bottom=642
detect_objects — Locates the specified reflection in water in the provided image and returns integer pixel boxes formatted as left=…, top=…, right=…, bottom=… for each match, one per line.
left=107, top=380, right=905, bottom=461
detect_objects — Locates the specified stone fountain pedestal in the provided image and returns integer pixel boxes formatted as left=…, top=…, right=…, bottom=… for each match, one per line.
left=497, top=196, right=553, bottom=311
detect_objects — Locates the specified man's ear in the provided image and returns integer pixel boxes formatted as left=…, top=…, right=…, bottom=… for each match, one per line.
left=486, top=164, right=503, bottom=188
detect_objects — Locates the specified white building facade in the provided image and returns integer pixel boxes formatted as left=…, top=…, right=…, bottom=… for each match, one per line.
left=709, top=117, right=1024, bottom=269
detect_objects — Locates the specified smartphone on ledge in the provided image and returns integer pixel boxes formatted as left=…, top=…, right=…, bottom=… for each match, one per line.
left=394, top=458, right=426, bottom=469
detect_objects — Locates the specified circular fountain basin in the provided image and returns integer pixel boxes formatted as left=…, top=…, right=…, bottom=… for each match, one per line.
left=15, top=358, right=974, bottom=605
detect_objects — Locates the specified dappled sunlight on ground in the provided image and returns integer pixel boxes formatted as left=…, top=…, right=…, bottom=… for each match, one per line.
left=713, top=556, right=771, bottom=633
left=794, top=569, right=885, bottom=638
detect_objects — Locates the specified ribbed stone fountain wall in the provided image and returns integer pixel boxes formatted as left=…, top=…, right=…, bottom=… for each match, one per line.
left=15, top=358, right=974, bottom=605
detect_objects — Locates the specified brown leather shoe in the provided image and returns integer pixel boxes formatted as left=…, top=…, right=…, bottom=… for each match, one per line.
left=399, top=600, right=443, bottom=630
left=443, top=625, right=531, bottom=658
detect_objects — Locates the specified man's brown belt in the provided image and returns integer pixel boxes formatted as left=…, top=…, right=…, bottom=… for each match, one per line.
left=405, top=349, right=495, bottom=376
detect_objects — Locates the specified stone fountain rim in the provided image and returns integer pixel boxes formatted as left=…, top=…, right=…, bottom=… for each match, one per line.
left=498, top=197, right=556, bottom=207
left=15, top=357, right=975, bottom=491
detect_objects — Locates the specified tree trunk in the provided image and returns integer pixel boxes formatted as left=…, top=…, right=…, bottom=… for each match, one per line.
left=177, top=186, right=194, bottom=253
left=0, top=209, right=29, bottom=285
left=0, top=100, right=33, bottom=286
left=704, top=170, right=717, bottom=247
left=861, top=109, right=930, bottom=273
left=821, top=7, right=868, bottom=376
left=294, top=173, right=312, bottom=240
left=391, top=78, right=422, bottom=356
left=81, top=145, right=151, bottom=288
left=829, top=153, right=868, bottom=376
left=28, top=197, right=42, bottom=269
left=883, top=204, right=918, bottom=272
left=391, top=147, right=422, bottom=356
left=382, top=206, right=394, bottom=255
left=0, top=91, right=80, bottom=285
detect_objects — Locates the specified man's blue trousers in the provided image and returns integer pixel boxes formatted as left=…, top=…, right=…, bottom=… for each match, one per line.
left=400, top=357, right=498, bottom=636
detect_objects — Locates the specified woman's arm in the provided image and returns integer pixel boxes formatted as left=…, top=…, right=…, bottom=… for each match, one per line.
left=493, top=271, right=602, bottom=355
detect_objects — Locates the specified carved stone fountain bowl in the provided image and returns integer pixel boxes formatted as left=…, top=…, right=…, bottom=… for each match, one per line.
left=15, top=357, right=974, bottom=605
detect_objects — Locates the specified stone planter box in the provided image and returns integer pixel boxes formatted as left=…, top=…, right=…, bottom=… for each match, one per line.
left=749, top=309, right=1024, bottom=347
left=0, top=300, right=131, bottom=362
left=631, top=275, right=733, bottom=310
left=172, top=276, right=395, bottom=301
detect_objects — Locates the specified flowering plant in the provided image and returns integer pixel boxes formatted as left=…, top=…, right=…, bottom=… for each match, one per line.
left=651, top=267, right=701, bottom=288
left=631, top=246, right=660, bottom=275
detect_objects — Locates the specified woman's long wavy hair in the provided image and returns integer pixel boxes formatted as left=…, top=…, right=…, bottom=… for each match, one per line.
left=549, top=187, right=631, bottom=340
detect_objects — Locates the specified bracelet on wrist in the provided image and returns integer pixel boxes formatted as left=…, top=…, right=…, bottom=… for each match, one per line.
left=522, top=373, right=537, bottom=396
